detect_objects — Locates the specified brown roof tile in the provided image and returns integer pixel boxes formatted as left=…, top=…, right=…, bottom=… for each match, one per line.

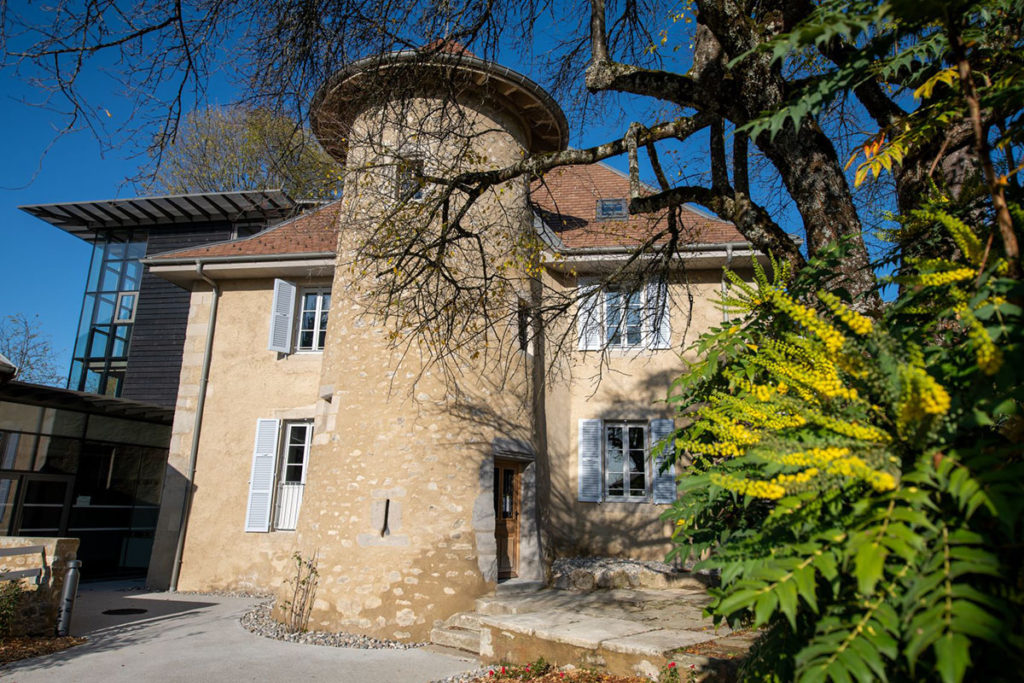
left=531, top=163, right=745, bottom=249
left=151, top=165, right=744, bottom=262
left=152, top=201, right=342, bottom=260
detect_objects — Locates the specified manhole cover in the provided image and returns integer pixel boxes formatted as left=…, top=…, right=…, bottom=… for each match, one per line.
left=102, top=608, right=148, bottom=615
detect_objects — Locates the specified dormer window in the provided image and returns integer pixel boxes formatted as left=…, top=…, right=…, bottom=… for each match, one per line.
left=596, top=198, right=628, bottom=221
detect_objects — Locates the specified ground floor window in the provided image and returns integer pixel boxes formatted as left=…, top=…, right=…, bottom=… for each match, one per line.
left=274, top=422, right=311, bottom=530
left=244, top=419, right=312, bottom=532
left=578, top=418, right=676, bottom=503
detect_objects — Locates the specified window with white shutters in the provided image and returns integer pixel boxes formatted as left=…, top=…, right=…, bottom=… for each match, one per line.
left=268, top=280, right=331, bottom=354
left=268, top=279, right=296, bottom=353
left=577, top=418, right=677, bottom=504
left=244, top=419, right=313, bottom=532
left=577, top=278, right=671, bottom=351
left=244, top=419, right=281, bottom=532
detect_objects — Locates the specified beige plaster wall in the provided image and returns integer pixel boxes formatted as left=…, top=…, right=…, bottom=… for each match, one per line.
left=543, top=267, right=740, bottom=562
left=149, top=279, right=330, bottom=592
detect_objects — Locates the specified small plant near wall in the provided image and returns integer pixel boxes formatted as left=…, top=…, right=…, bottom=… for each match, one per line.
left=281, top=550, right=319, bottom=633
left=0, top=574, right=25, bottom=638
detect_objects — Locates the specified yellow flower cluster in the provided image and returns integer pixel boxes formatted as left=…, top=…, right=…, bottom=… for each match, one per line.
left=762, top=447, right=852, bottom=467
left=770, top=468, right=819, bottom=487
left=767, top=290, right=846, bottom=353
left=957, top=304, right=1003, bottom=375
left=677, top=440, right=743, bottom=457
left=805, top=411, right=892, bottom=443
left=712, top=393, right=807, bottom=431
left=819, top=454, right=896, bottom=492
left=817, top=291, right=874, bottom=336
left=913, top=268, right=975, bottom=287
left=710, top=472, right=786, bottom=499
left=894, top=363, right=951, bottom=428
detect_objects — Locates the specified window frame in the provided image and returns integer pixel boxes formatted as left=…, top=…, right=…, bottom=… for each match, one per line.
left=272, top=421, right=312, bottom=531
left=113, top=291, right=139, bottom=324
left=395, top=156, right=426, bottom=202
left=595, top=198, right=629, bottom=221
left=294, top=288, right=331, bottom=353
left=602, top=421, right=651, bottom=502
left=577, top=278, right=671, bottom=352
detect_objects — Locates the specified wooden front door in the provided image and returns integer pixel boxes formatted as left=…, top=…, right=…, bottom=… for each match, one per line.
left=494, top=460, right=521, bottom=580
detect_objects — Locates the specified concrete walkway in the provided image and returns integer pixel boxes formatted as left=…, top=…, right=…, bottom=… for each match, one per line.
left=1, top=581, right=478, bottom=682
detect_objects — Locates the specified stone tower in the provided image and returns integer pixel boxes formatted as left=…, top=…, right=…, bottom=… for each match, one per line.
left=287, top=45, right=568, bottom=640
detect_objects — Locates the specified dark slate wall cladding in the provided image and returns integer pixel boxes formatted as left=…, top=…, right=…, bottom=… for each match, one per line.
left=121, top=223, right=235, bottom=408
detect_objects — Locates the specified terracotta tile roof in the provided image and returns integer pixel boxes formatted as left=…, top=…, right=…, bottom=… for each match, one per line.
left=420, top=39, right=476, bottom=58
left=150, top=164, right=744, bottom=262
left=531, top=163, right=745, bottom=249
left=152, top=201, right=342, bottom=260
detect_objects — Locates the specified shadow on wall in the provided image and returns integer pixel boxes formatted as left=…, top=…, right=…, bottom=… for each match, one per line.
left=548, top=366, right=689, bottom=563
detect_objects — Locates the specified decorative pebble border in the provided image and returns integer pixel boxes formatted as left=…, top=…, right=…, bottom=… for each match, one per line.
left=239, top=599, right=426, bottom=650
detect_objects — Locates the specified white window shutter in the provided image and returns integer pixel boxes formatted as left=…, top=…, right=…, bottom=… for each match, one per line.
left=646, top=279, right=671, bottom=350
left=650, top=418, right=677, bottom=503
left=578, top=419, right=603, bottom=502
left=268, top=279, right=296, bottom=353
left=244, top=418, right=280, bottom=532
left=577, top=280, right=602, bottom=351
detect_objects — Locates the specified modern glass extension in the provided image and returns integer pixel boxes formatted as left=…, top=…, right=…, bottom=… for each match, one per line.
left=68, top=230, right=148, bottom=396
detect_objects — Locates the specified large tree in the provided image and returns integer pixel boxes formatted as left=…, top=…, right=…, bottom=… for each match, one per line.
left=0, top=313, right=64, bottom=387
left=3, top=1, right=1019, bottom=331
left=144, top=105, right=342, bottom=200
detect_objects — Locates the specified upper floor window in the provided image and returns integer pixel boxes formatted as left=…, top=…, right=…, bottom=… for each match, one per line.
left=577, top=278, right=671, bottom=351
left=268, top=279, right=331, bottom=354
left=395, top=157, right=425, bottom=202
left=297, top=289, right=330, bottom=352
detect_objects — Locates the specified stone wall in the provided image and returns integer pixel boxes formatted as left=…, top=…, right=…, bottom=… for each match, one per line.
left=0, top=537, right=79, bottom=636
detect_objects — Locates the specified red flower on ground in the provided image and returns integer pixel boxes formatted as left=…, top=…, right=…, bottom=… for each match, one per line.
left=668, top=662, right=676, bottom=668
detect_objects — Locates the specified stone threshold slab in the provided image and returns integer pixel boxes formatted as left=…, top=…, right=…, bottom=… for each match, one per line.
left=479, top=609, right=719, bottom=654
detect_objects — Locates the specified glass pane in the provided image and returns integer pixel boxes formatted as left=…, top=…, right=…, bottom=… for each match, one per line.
left=68, top=361, right=84, bottom=391
left=100, top=262, right=121, bottom=290
left=283, top=464, right=303, bottom=483
left=606, top=427, right=624, bottom=470
left=122, top=261, right=143, bottom=290
left=106, top=239, right=127, bottom=260
left=86, top=244, right=105, bottom=291
left=625, top=292, right=642, bottom=346
left=318, top=330, right=327, bottom=349
left=629, top=473, right=646, bottom=496
left=299, top=331, right=313, bottom=349
left=116, top=293, right=137, bottom=321
left=607, top=473, right=624, bottom=497
left=84, top=369, right=101, bottom=393
left=628, top=426, right=644, bottom=449
left=89, top=327, right=110, bottom=356
left=95, top=293, right=117, bottom=325
left=605, top=291, right=621, bottom=345
left=126, top=238, right=148, bottom=260
left=302, top=312, right=316, bottom=330
left=502, top=469, right=514, bottom=518
left=289, top=425, right=308, bottom=446
left=0, top=477, right=21, bottom=534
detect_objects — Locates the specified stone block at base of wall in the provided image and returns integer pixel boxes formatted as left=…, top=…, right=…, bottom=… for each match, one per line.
left=0, top=537, right=80, bottom=637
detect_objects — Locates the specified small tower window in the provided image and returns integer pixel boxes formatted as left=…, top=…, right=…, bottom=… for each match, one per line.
left=396, top=157, right=426, bottom=201
left=596, top=198, right=629, bottom=221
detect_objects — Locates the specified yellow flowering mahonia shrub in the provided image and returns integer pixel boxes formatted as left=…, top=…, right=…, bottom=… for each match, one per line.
left=663, top=210, right=1024, bottom=682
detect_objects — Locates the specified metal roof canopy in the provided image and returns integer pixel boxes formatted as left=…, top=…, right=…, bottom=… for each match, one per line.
left=19, top=189, right=298, bottom=241
left=0, top=381, right=174, bottom=424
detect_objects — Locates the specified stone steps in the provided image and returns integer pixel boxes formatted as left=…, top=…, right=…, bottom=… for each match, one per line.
left=429, top=611, right=482, bottom=654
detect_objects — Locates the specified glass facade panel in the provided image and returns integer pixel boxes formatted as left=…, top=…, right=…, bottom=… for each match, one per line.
left=69, top=229, right=147, bottom=396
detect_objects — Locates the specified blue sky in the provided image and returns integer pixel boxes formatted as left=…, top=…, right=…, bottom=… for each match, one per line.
left=0, top=12, right=805, bottom=384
